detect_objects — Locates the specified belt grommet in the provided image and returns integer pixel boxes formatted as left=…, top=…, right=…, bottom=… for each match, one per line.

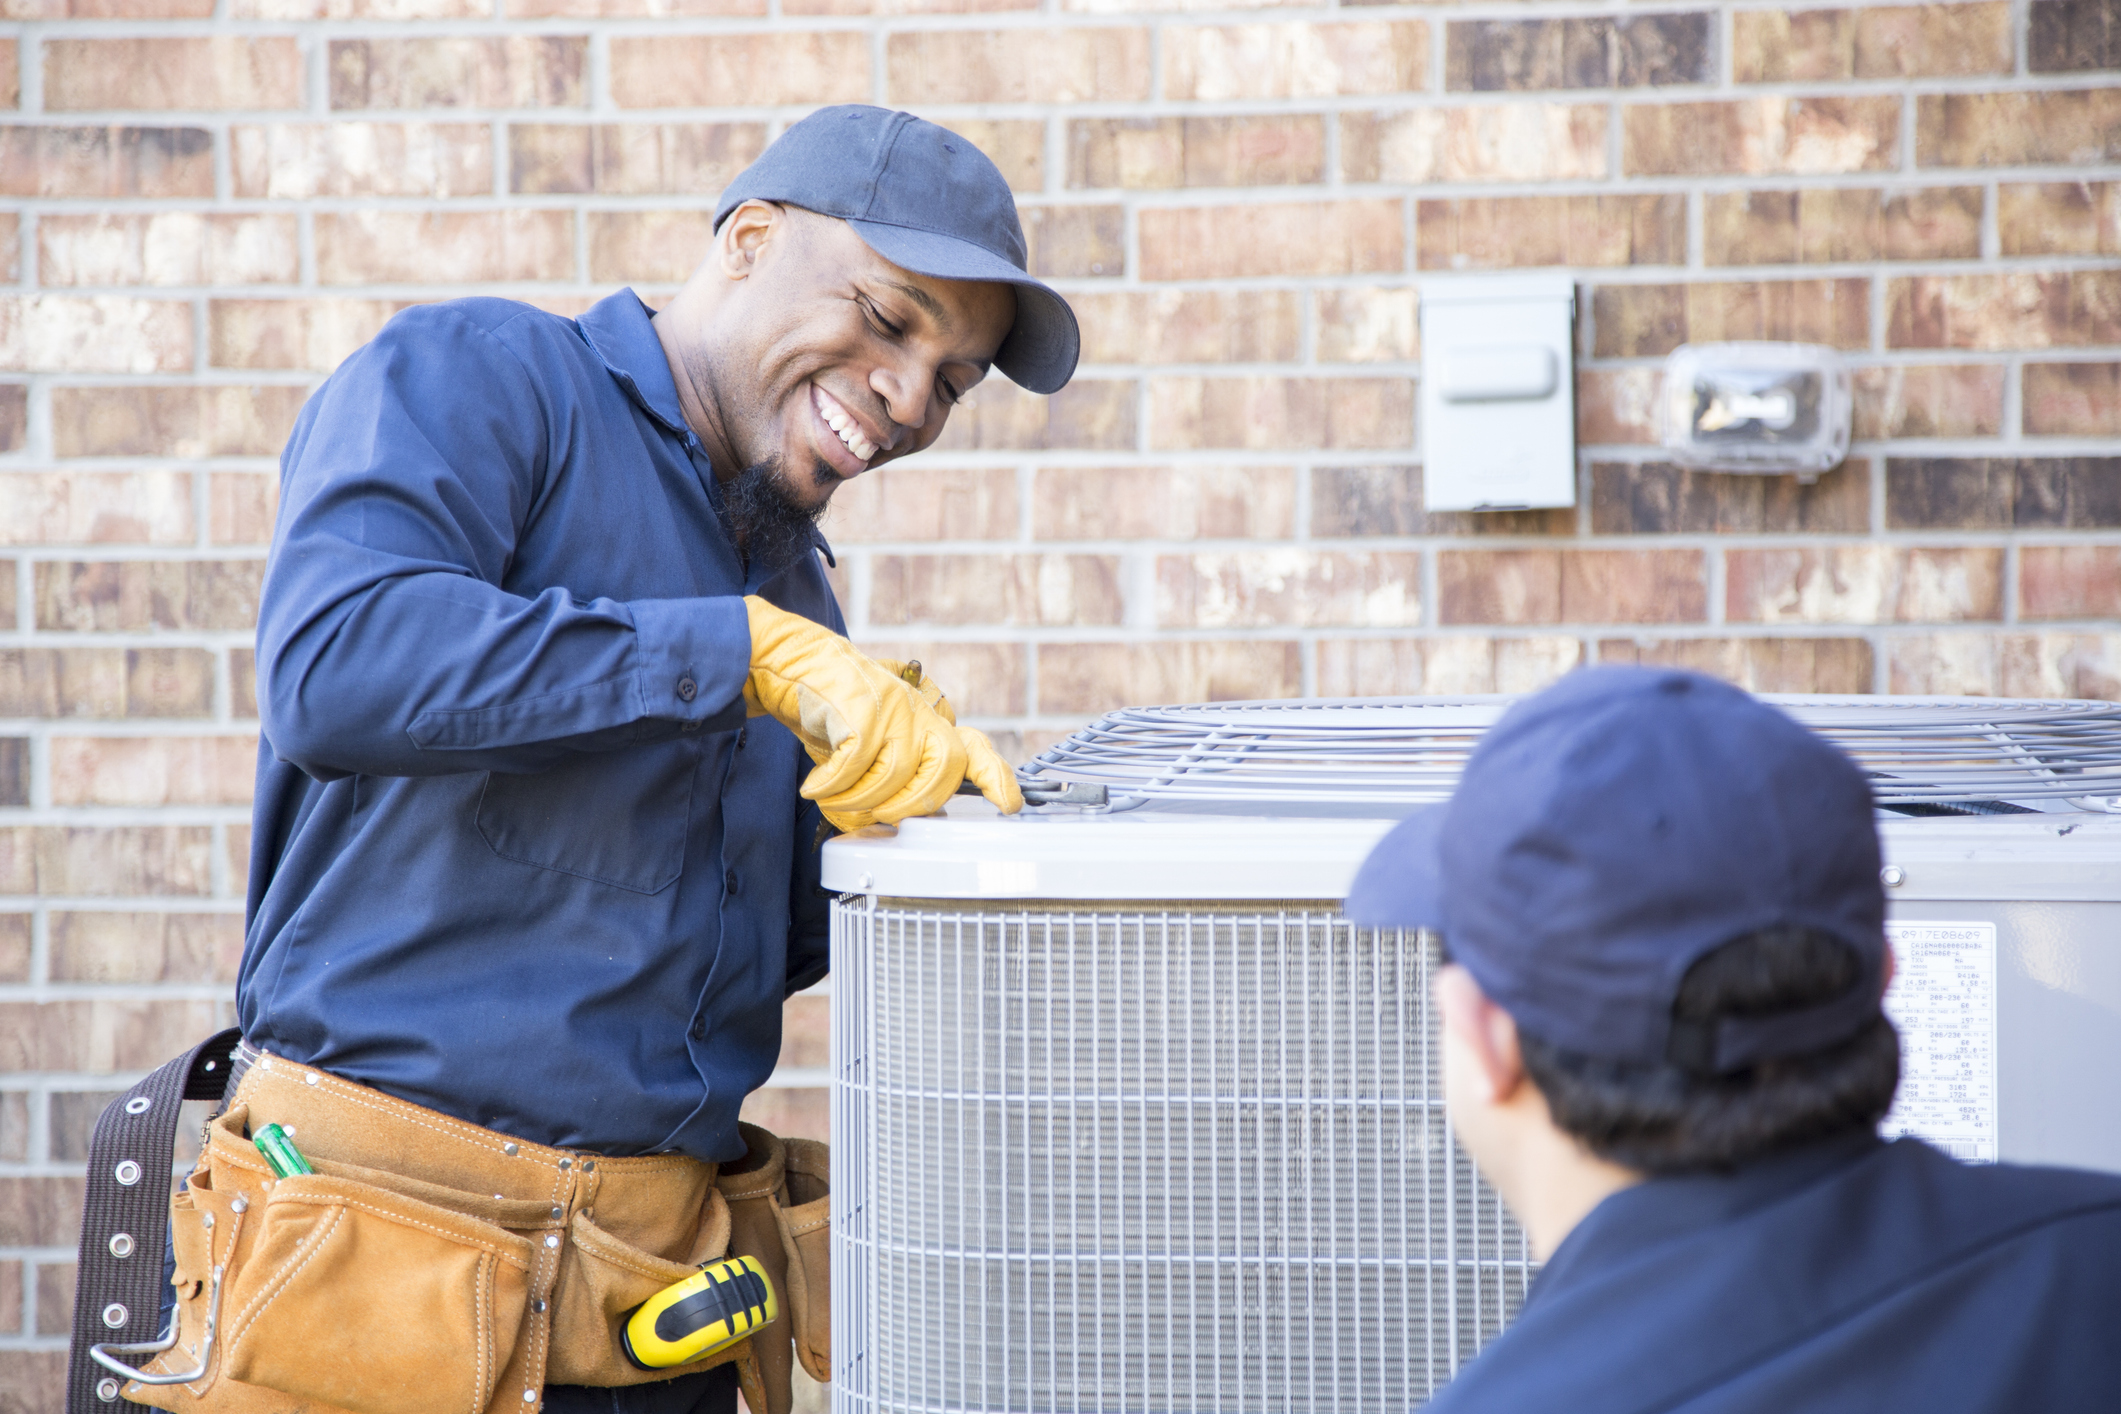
left=503, top=1142, right=519, bottom=1157
left=557, top=1157, right=571, bottom=1171
left=113, top=1160, right=141, bottom=1186
left=109, top=1232, right=136, bottom=1259
left=581, top=1160, right=595, bottom=1172
left=544, top=1234, right=559, bottom=1249
left=96, top=1379, right=121, bottom=1403
left=231, top=1196, right=249, bottom=1214
left=306, top=1073, right=320, bottom=1086
left=533, top=1298, right=548, bottom=1314
left=549, top=1206, right=563, bottom=1220
left=102, top=1302, right=128, bottom=1329
left=202, top=1214, right=215, bottom=1230
left=124, top=1097, right=151, bottom=1115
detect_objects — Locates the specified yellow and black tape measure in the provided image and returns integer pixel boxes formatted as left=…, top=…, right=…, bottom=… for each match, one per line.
left=620, top=1255, right=778, bottom=1371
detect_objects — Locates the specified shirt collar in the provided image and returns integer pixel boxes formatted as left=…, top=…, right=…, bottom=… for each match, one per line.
left=1529, top=1129, right=1886, bottom=1309
left=576, top=288, right=694, bottom=441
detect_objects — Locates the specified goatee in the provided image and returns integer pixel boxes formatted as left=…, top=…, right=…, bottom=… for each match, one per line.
left=721, top=457, right=831, bottom=574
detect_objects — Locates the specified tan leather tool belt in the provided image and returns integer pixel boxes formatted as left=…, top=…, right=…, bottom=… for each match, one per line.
left=121, top=1050, right=829, bottom=1414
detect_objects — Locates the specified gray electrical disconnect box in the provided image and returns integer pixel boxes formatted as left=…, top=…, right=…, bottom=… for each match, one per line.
left=1420, top=274, right=1577, bottom=512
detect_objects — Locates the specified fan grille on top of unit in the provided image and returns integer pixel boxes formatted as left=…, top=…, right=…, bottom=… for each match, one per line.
left=1018, top=696, right=2121, bottom=811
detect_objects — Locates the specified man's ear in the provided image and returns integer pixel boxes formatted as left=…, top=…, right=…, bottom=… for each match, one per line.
left=1437, top=963, right=1527, bottom=1104
left=716, top=200, right=782, bottom=281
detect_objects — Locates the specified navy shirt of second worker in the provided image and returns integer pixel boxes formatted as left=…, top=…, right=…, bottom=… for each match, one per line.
left=238, top=290, right=837, bottom=1164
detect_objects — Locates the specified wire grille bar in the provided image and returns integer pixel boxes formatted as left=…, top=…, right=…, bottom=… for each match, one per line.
left=830, top=899, right=1535, bottom=1414
left=1019, top=697, right=2121, bottom=810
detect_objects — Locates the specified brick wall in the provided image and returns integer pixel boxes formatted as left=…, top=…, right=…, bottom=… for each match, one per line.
left=2, top=0, right=2118, bottom=1399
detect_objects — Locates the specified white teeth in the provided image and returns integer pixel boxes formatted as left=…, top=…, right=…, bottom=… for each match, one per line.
left=816, top=387, right=875, bottom=461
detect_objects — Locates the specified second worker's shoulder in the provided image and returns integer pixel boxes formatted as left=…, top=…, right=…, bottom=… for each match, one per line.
left=376, top=296, right=589, bottom=358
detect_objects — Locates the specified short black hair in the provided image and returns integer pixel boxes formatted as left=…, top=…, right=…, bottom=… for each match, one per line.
left=1510, top=925, right=1901, bottom=1175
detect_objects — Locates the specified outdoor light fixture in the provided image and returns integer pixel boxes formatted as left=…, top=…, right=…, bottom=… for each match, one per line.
left=1659, top=342, right=1852, bottom=480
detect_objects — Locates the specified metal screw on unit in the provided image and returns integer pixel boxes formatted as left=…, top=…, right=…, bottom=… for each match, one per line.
left=503, top=1142, right=519, bottom=1157
left=125, top=1097, right=151, bottom=1115
left=102, top=1303, right=129, bottom=1329
left=96, top=1379, right=121, bottom=1403
left=1881, top=865, right=1906, bottom=888
left=109, top=1233, right=136, bottom=1259
left=113, top=1160, right=141, bottom=1187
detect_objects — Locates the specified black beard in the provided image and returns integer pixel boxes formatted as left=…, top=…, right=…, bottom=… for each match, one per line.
left=721, top=457, right=831, bottom=574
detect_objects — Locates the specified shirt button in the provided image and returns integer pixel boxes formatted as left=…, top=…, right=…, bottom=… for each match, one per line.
left=676, top=676, right=698, bottom=702
left=735, top=728, right=747, bottom=751
left=724, top=869, right=740, bottom=896
left=689, top=1019, right=705, bottom=1041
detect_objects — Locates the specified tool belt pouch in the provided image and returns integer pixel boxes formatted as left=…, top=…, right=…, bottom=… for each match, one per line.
left=131, top=1104, right=537, bottom=1414
left=775, top=1138, right=832, bottom=1384
left=543, top=1184, right=734, bottom=1388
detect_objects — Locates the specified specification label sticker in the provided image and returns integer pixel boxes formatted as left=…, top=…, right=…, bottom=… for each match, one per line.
left=1879, top=921, right=1998, bottom=1163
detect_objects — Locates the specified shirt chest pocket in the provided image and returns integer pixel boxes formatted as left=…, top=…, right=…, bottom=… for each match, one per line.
left=476, top=741, right=698, bottom=894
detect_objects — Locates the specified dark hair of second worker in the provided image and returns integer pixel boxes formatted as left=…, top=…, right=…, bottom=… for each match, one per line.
left=1472, top=926, right=1902, bottom=1175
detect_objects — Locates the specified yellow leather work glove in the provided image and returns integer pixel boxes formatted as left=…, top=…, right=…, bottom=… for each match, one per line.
left=743, top=599, right=1021, bottom=829
left=866, top=658, right=1023, bottom=816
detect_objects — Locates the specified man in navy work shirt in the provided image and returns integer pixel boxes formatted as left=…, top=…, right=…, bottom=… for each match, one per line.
left=232, top=107, right=1076, bottom=1413
left=1347, top=668, right=2121, bottom=1414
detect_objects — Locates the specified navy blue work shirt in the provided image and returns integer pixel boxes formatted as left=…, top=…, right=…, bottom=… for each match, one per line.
left=237, top=290, right=838, bottom=1163
left=1424, top=1133, right=2121, bottom=1413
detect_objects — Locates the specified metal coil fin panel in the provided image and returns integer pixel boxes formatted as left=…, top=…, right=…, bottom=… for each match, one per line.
left=831, top=898, right=1535, bottom=1414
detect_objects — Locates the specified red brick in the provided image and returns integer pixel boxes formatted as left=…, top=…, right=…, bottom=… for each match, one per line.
left=1590, top=460, right=1868, bottom=535
left=846, top=640, right=1025, bottom=717
left=1596, top=636, right=1875, bottom=692
left=0, top=296, right=190, bottom=372
left=821, top=466, right=1017, bottom=544
left=235, top=0, right=483, bottom=14
left=0, top=43, right=15, bottom=110
left=870, top=554, right=1123, bottom=627
left=1999, top=182, right=2121, bottom=256
left=2024, top=362, right=2121, bottom=436
left=1918, top=90, right=2121, bottom=167
left=47, top=37, right=302, bottom=110
left=1626, top=96, right=1900, bottom=175
left=509, top=122, right=766, bottom=195
left=210, top=298, right=406, bottom=371
left=1075, top=290, right=1301, bottom=365
left=1317, top=637, right=1580, bottom=696
left=0, top=1257, right=17, bottom=1332
left=1157, top=550, right=1421, bottom=628
left=54, top=385, right=307, bottom=458
left=1704, top=187, right=1981, bottom=265
left=1312, top=464, right=1574, bottom=539
left=0, top=740, right=18, bottom=808
left=34, top=560, right=262, bottom=632
left=1887, top=631, right=2121, bottom=697
left=34, top=1264, right=72, bottom=1337
left=1318, top=287, right=1419, bottom=363
left=512, top=0, right=756, bottom=13
left=0, top=471, right=193, bottom=544
left=615, top=33, right=873, bottom=108
left=740, top=1086, right=826, bottom=1143
left=0, top=1351, right=66, bottom=1412
left=318, top=210, right=574, bottom=285
left=1164, top=21, right=1426, bottom=99
left=778, top=994, right=829, bottom=1069
left=935, top=380, right=1137, bottom=453
left=1439, top=548, right=1706, bottom=624
left=1728, top=545, right=2002, bottom=624
left=1887, top=272, right=2121, bottom=350
left=1733, top=3, right=2012, bottom=81
left=1036, top=640, right=1300, bottom=714
left=1034, top=465, right=1295, bottom=540
left=233, top=123, right=492, bottom=198
left=1592, top=278, right=1869, bottom=358
left=2030, top=0, right=2121, bottom=72
left=48, top=909, right=243, bottom=982
left=1851, top=365, right=2004, bottom=439
left=2021, top=545, right=2121, bottom=620
left=1149, top=376, right=1413, bottom=451
left=0, top=825, right=213, bottom=896
left=231, top=647, right=259, bottom=717
left=0, top=1175, right=82, bottom=1246
left=1419, top=193, right=1682, bottom=270
left=0, top=999, right=228, bottom=1074
left=0, top=126, right=213, bottom=198
left=0, top=915, right=26, bottom=981
left=1343, top=104, right=1607, bottom=183
left=1142, top=199, right=1402, bottom=281
left=887, top=28, right=1147, bottom=104
left=40, top=212, right=297, bottom=287
left=938, top=119, right=1045, bottom=193
left=586, top=211, right=712, bottom=285
left=0, top=648, right=214, bottom=718
left=330, top=36, right=585, bottom=109
left=1068, top=115, right=1325, bottom=189
left=1577, top=368, right=1660, bottom=445
left=1023, top=206, right=1125, bottom=279
left=0, top=385, right=26, bottom=453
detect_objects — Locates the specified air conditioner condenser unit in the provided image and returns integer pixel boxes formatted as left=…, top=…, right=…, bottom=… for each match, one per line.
left=821, top=697, right=2121, bottom=1414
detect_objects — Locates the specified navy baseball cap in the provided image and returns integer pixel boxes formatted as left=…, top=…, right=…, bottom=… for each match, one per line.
left=1345, top=667, right=1887, bottom=1074
left=715, top=105, right=1080, bottom=396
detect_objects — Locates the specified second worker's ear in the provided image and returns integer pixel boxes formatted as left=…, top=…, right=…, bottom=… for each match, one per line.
left=718, top=200, right=783, bottom=281
left=1436, top=964, right=1528, bottom=1105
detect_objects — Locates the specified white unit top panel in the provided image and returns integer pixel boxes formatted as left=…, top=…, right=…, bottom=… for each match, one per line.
left=822, top=804, right=2121, bottom=903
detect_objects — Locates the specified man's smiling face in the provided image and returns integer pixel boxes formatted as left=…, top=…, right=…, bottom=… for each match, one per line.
left=662, top=201, right=1016, bottom=515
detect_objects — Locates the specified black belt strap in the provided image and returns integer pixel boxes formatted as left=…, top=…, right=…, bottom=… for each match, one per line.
left=65, top=1028, right=242, bottom=1413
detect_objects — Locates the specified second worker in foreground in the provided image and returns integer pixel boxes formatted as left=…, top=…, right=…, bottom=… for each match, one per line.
left=139, top=107, right=1078, bottom=1414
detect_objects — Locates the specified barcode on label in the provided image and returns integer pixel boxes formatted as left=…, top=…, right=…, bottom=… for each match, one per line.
left=1937, top=1141, right=1983, bottom=1162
